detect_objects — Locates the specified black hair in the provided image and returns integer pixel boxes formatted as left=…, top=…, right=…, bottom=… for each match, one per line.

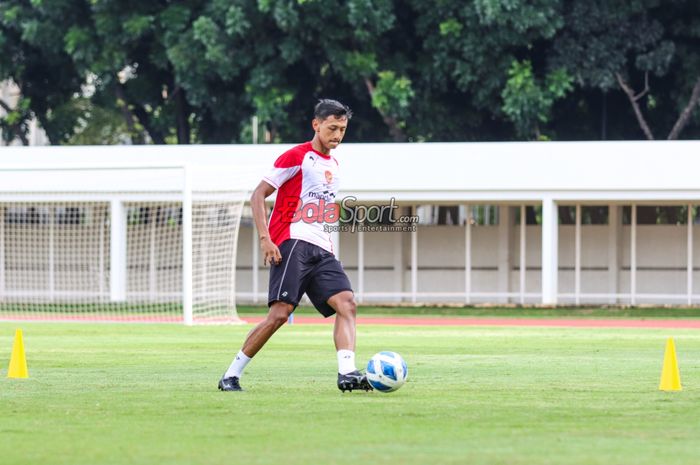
left=314, top=99, right=353, bottom=121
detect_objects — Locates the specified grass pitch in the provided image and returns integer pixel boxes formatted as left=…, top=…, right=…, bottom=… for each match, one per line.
left=2, top=321, right=700, bottom=465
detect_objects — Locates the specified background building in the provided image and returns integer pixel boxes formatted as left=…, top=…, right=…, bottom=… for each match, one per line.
left=1, top=141, right=699, bottom=315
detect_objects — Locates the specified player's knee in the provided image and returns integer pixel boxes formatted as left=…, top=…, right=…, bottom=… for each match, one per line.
left=348, top=301, right=357, bottom=318
left=268, top=311, right=289, bottom=327
left=267, top=302, right=293, bottom=327
left=336, top=295, right=356, bottom=318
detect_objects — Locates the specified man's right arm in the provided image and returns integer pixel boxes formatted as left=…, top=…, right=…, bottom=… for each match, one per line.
left=251, top=180, right=282, bottom=266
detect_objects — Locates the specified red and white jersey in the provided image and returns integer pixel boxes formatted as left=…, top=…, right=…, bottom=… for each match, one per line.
left=263, top=141, right=340, bottom=253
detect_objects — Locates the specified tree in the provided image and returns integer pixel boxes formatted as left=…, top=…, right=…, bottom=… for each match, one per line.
left=0, top=0, right=87, bottom=144
left=407, top=0, right=567, bottom=140
left=551, top=0, right=700, bottom=140
left=2, top=0, right=699, bottom=145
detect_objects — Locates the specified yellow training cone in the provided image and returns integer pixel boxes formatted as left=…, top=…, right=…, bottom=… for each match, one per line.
left=7, top=329, right=28, bottom=379
left=659, top=337, right=681, bottom=391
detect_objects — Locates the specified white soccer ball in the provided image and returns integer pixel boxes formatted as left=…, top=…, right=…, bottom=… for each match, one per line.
left=366, top=351, right=408, bottom=392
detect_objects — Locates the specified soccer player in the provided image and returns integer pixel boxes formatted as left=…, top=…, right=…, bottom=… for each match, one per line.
left=219, top=99, right=372, bottom=393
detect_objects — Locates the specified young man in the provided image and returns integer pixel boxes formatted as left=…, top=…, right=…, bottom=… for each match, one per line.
left=219, top=99, right=371, bottom=393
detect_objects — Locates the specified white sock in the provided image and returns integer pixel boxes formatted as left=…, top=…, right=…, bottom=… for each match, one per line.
left=224, top=350, right=252, bottom=379
left=337, top=350, right=357, bottom=375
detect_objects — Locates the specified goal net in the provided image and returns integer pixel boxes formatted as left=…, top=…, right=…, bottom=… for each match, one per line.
left=0, top=191, right=247, bottom=324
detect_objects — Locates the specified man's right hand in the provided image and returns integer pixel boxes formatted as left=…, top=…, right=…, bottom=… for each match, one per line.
left=261, top=237, right=282, bottom=266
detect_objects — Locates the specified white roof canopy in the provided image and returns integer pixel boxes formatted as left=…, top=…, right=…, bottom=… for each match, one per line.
left=1, top=141, right=699, bottom=203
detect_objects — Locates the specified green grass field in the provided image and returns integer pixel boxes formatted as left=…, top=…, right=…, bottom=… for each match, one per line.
left=2, top=321, right=700, bottom=465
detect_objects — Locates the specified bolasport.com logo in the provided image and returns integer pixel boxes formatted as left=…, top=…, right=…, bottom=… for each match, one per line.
left=278, top=196, right=419, bottom=233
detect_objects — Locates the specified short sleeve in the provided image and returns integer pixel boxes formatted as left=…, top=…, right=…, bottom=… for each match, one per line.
left=262, top=147, right=304, bottom=189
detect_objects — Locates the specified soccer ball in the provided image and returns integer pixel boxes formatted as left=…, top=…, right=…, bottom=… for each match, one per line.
left=366, top=351, right=408, bottom=392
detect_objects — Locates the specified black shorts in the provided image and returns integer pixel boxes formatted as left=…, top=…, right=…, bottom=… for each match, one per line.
left=268, top=239, right=353, bottom=317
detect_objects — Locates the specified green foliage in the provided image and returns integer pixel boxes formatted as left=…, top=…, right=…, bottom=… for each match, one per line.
left=551, top=1, right=668, bottom=91
left=0, top=0, right=86, bottom=144
left=474, top=0, right=562, bottom=37
left=371, top=71, right=415, bottom=122
left=0, top=96, right=31, bottom=144
left=344, top=51, right=378, bottom=78
left=65, top=98, right=132, bottom=145
left=192, top=16, right=228, bottom=65
left=439, top=19, right=462, bottom=36
left=64, top=27, right=93, bottom=59
left=406, top=0, right=567, bottom=141
left=0, top=0, right=699, bottom=144
left=247, top=80, right=294, bottom=125
left=502, top=60, right=573, bottom=138
left=123, top=15, right=153, bottom=39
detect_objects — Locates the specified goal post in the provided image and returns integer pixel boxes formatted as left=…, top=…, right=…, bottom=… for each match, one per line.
left=0, top=165, right=249, bottom=324
left=183, top=163, right=193, bottom=325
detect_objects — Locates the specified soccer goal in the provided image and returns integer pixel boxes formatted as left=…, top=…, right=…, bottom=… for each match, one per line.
left=0, top=165, right=249, bottom=324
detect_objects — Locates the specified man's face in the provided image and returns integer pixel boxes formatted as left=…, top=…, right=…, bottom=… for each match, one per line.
left=313, top=115, right=348, bottom=150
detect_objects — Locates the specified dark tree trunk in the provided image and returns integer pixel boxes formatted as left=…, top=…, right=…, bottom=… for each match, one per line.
left=600, top=91, right=607, bottom=140
left=173, top=86, right=190, bottom=144
left=616, top=73, right=654, bottom=140
left=668, top=77, right=700, bottom=140
left=364, top=78, right=407, bottom=142
left=132, top=105, right=166, bottom=144
left=117, top=83, right=165, bottom=144
left=114, top=84, right=145, bottom=144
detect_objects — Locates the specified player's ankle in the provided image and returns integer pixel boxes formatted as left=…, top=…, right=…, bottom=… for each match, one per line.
left=337, top=349, right=356, bottom=375
left=224, top=350, right=252, bottom=379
